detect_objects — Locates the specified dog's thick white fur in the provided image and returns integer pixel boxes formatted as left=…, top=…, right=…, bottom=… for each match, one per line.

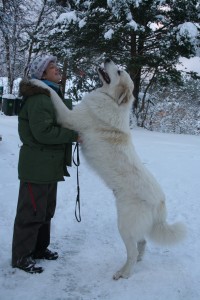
left=31, top=59, right=186, bottom=280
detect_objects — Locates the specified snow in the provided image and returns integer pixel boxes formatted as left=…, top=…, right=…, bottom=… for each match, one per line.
left=55, top=12, right=77, bottom=25
left=2, top=94, right=16, bottom=100
left=79, top=18, right=86, bottom=29
left=0, top=114, right=200, bottom=300
left=177, top=22, right=199, bottom=51
left=0, top=78, right=21, bottom=96
left=127, top=20, right=138, bottom=30
left=177, top=57, right=200, bottom=75
left=178, top=22, right=198, bottom=39
left=104, top=28, right=114, bottom=39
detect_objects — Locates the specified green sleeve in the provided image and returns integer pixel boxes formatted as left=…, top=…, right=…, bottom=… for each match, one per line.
left=27, top=94, right=78, bottom=144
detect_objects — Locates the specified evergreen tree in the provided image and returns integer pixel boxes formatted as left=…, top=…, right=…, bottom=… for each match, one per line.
left=41, top=0, right=199, bottom=121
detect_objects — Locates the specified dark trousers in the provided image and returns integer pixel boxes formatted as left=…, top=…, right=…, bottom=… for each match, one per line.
left=12, top=181, right=57, bottom=266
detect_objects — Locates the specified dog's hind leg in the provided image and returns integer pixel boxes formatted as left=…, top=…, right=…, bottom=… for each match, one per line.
left=137, top=239, right=146, bottom=262
left=113, top=223, right=138, bottom=280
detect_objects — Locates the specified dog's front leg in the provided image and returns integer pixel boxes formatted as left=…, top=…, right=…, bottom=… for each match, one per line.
left=48, top=88, right=81, bottom=131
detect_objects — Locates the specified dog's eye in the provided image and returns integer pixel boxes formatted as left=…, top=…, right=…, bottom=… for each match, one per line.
left=117, top=70, right=121, bottom=75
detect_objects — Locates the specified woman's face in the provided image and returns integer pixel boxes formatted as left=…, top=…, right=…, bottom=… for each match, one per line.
left=42, top=62, right=62, bottom=83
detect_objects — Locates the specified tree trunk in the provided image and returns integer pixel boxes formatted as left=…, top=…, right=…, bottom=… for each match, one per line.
left=130, top=32, right=142, bottom=111
left=4, top=36, right=13, bottom=94
left=61, top=58, right=68, bottom=97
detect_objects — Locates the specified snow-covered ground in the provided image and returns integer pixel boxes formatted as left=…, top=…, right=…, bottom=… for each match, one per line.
left=0, top=114, right=200, bottom=300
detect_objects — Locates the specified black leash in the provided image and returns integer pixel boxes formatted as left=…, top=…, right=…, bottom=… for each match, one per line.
left=73, top=142, right=81, bottom=222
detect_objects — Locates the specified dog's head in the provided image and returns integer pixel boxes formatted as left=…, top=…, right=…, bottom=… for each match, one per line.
left=98, top=58, right=134, bottom=105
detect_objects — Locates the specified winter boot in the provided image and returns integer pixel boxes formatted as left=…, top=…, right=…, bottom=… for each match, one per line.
left=33, top=248, right=58, bottom=260
left=13, top=256, right=44, bottom=274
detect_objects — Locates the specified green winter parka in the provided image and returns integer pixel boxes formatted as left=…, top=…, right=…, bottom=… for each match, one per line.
left=18, top=79, right=78, bottom=184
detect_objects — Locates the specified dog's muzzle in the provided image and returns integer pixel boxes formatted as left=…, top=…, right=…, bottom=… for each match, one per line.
left=98, top=67, right=111, bottom=84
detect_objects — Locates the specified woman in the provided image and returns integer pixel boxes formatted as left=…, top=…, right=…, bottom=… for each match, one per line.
left=12, top=54, right=78, bottom=274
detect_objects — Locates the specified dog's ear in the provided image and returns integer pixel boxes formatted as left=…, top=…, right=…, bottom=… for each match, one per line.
left=117, top=88, right=130, bottom=105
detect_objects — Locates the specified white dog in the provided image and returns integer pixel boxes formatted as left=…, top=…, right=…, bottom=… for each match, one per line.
left=32, top=59, right=186, bottom=280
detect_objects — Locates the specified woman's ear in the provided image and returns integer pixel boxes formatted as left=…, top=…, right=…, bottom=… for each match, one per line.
left=41, top=71, right=47, bottom=80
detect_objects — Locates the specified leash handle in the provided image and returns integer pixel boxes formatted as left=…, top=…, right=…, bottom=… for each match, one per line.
left=73, top=142, right=81, bottom=222
left=73, top=142, right=80, bottom=167
left=75, top=186, right=81, bottom=222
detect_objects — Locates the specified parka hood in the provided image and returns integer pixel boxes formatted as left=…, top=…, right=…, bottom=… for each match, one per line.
left=19, top=79, right=50, bottom=98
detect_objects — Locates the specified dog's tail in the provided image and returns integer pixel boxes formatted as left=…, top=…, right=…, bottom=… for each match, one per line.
left=149, top=221, right=186, bottom=245
left=148, top=201, right=186, bottom=245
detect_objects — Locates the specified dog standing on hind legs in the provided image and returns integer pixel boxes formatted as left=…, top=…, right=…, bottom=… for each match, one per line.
left=31, top=58, right=186, bottom=280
